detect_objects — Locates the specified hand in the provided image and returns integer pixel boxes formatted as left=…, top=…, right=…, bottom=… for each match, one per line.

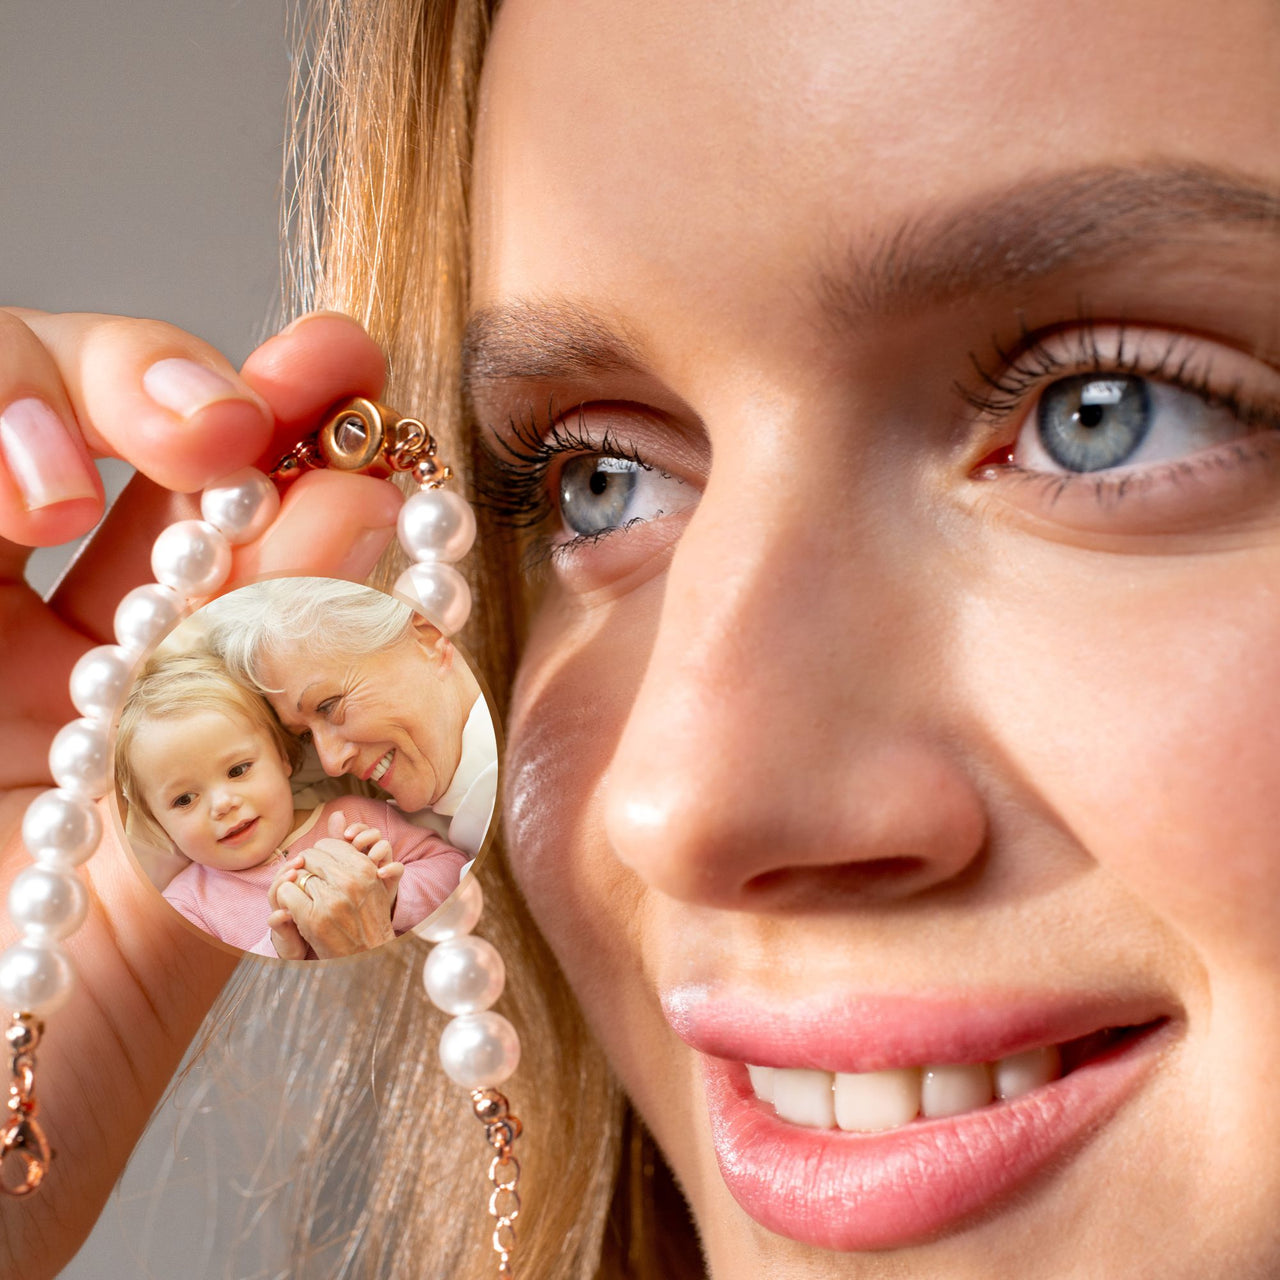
left=265, top=870, right=309, bottom=960
left=271, top=838, right=399, bottom=958
left=0, top=308, right=394, bottom=1274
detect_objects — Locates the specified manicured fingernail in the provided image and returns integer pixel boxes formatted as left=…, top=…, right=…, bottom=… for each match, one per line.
left=337, top=524, right=396, bottom=580
left=143, top=358, right=246, bottom=418
left=0, top=398, right=99, bottom=511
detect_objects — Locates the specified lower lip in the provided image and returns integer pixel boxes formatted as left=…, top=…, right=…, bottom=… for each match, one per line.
left=702, top=1028, right=1166, bottom=1252
left=219, top=818, right=259, bottom=845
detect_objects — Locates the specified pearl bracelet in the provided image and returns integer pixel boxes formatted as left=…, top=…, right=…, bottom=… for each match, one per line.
left=0, top=397, right=522, bottom=1271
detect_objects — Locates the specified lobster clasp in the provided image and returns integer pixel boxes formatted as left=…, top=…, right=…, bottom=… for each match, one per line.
left=1, top=1111, right=51, bottom=1197
left=272, top=397, right=452, bottom=489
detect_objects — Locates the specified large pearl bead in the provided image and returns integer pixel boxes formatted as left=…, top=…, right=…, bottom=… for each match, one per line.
left=48, top=719, right=112, bottom=799
left=113, top=583, right=186, bottom=654
left=201, top=468, right=280, bottom=545
left=8, top=867, right=88, bottom=940
left=437, top=1010, right=521, bottom=1088
left=21, top=790, right=101, bottom=868
left=69, top=644, right=134, bottom=722
left=418, top=872, right=483, bottom=941
left=393, top=562, right=472, bottom=635
left=397, top=489, right=477, bottom=564
left=423, top=935, right=506, bottom=1015
left=150, top=520, right=232, bottom=596
left=0, top=941, right=75, bottom=1016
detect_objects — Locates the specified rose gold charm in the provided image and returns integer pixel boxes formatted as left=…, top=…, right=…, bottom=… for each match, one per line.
left=1, top=1014, right=52, bottom=1197
left=272, top=397, right=452, bottom=489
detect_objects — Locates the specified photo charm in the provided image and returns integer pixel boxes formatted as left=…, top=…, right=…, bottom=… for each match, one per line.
left=1, top=401, right=523, bottom=1273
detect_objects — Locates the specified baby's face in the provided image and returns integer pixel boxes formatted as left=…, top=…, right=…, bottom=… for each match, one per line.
left=132, top=708, right=296, bottom=871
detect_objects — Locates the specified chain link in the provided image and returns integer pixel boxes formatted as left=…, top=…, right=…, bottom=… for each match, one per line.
left=471, top=1089, right=523, bottom=1275
left=1, top=1014, right=51, bottom=1197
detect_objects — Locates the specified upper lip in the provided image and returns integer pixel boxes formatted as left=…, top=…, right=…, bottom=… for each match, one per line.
left=662, top=986, right=1177, bottom=1071
left=218, top=816, right=257, bottom=842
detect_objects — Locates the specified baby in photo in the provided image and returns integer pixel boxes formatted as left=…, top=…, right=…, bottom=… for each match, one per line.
left=115, top=650, right=465, bottom=959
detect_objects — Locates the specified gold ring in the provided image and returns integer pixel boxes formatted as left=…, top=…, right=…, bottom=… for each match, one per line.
left=295, top=870, right=320, bottom=898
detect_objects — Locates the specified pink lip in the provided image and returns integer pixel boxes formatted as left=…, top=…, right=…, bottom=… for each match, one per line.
left=667, top=989, right=1175, bottom=1252
left=218, top=816, right=259, bottom=844
left=364, top=752, right=395, bottom=786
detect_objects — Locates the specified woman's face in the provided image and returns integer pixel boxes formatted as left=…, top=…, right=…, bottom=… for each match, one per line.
left=260, top=624, right=466, bottom=813
left=471, top=1, right=1280, bottom=1274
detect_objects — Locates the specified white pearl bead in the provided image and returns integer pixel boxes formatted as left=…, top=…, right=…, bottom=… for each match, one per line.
left=397, top=489, right=477, bottom=563
left=8, top=867, right=87, bottom=940
left=393, top=562, right=472, bottom=635
left=423, top=935, right=506, bottom=1015
left=22, top=790, right=101, bottom=869
left=69, top=644, right=134, bottom=721
left=201, top=468, right=280, bottom=545
left=113, top=583, right=186, bottom=654
left=437, top=1011, right=521, bottom=1088
left=48, top=719, right=112, bottom=798
left=0, top=941, right=75, bottom=1016
left=417, top=872, right=483, bottom=941
left=150, top=519, right=232, bottom=596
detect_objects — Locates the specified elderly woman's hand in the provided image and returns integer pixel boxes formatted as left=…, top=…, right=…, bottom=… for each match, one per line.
left=272, top=838, right=400, bottom=957
left=0, top=307, right=396, bottom=1275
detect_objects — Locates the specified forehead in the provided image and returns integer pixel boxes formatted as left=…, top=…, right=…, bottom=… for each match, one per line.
left=472, top=0, right=1279, bottom=330
left=131, top=709, right=266, bottom=778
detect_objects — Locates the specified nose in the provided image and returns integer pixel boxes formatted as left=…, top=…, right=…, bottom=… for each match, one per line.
left=209, top=785, right=239, bottom=819
left=602, top=445, right=987, bottom=911
left=311, top=723, right=356, bottom=778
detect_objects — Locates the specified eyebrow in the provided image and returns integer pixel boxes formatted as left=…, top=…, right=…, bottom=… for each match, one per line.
left=462, top=163, right=1280, bottom=396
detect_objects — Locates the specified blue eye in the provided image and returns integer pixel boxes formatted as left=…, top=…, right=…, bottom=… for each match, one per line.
left=559, top=455, right=690, bottom=538
left=228, top=761, right=252, bottom=778
left=1035, top=374, right=1150, bottom=472
left=1015, top=370, right=1258, bottom=476
left=171, top=793, right=193, bottom=809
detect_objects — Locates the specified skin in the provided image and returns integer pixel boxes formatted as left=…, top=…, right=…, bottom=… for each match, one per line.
left=469, top=1, right=1280, bottom=1277
left=257, top=618, right=480, bottom=815
left=131, top=709, right=299, bottom=873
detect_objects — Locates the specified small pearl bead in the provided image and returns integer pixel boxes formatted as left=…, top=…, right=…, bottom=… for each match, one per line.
left=48, top=719, right=112, bottom=798
left=397, top=489, right=477, bottom=563
left=8, top=867, right=87, bottom=940
left=438, top=1011, right=521, bottom=1088
left=22, top=790, right=101, bottom=869
left=69, top=644, right=134, bottom=721
left=201, top=468, right=280, bottom=545
left=418, top=872, right=483, bottom=941
left=423, top=935, right=506, bottom=1015
left=0, top=941, right=75, bottom=1017
left=393, top=562, right=472, bottom=635
left=150, top=520, right=232, bottom=596
left=114, top=583, right=186, bottom=654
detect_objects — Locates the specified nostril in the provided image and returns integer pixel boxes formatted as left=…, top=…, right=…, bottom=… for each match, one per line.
left=744, top=856, right=973, bottom=903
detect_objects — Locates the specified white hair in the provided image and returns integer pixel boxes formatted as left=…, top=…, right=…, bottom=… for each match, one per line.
left=204, top=577, right=417, bottom=695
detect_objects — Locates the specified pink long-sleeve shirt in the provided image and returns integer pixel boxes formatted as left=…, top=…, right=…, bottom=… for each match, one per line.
left=161, top=796, right=465, bottom=957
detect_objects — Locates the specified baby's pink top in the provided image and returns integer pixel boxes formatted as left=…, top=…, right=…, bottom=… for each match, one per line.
left=161, top=796, right=465, bottom=957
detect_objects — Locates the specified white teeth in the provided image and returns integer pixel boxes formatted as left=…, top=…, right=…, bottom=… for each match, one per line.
left=995, top=1044, right=1061, bottom=1101
left=371, top=751, right=394, bottom=783
left=834, top=1068, right=921, bottom=1133
left=921, top=1063, right=993, bottom=1118
left=746, top=1064, right=775, bottom=1103
left=772, top=1068, right=835, bottom=1128
left=747, top=1046, right=1063, bottom=1131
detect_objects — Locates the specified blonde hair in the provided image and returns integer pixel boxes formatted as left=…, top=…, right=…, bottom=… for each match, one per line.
left=184, top=1, right=698, bottom=1277
left=116, top=650, right=303, bottom=850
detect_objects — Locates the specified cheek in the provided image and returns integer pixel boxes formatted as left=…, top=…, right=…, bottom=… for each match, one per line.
left=504, top=590, right=661, bottom=1054
left=965, top=549, right=1280, bottom=968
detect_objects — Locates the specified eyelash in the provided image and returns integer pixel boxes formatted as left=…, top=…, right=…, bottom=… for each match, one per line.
left=963, top=320, right=1277, bottom=436
left=476, top=404, right=656, bottom=563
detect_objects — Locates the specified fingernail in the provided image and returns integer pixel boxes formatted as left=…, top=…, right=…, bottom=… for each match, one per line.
left=280, top=309, right=351, bottom=335
left=337, top=524, right=396, bottom=580
left=143, top=358, right=246, bottom=418
left=0, top=398, right=99, bottom=510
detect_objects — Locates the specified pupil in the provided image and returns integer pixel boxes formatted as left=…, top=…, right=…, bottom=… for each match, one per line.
left=1076, top=404, right=1105, bottom=429
left=589, top=470, right=609, bottom=496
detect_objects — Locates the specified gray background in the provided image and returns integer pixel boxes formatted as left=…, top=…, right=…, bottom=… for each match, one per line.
left=3, top=3, right=295, bottom=1275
